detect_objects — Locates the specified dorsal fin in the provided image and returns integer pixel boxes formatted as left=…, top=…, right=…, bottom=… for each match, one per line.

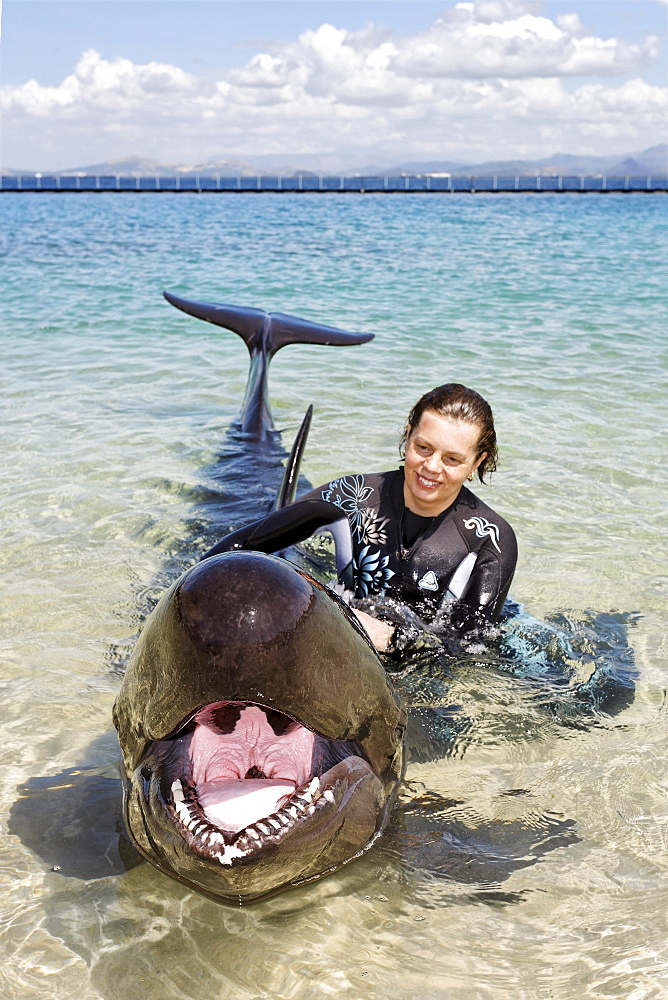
left=275, top=406, right=313, bottom=511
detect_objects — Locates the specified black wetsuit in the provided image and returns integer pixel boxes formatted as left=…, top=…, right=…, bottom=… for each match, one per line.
left=204, top=469, right=517, bottom=626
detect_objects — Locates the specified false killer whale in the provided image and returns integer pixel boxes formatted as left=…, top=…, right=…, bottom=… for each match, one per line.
left=112, top=293, right=406, bottom=904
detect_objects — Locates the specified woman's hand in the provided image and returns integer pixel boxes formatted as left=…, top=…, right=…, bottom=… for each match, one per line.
left=352, top=609, right=395, bottom=653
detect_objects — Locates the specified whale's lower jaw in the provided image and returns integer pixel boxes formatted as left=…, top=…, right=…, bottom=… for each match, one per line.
left=123, top=701, right=397, bottom=904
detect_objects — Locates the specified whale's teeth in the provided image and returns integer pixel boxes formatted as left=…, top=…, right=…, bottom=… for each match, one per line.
left=268, top=817, right=282, bottom=831
left=171, top=780, right=185, bottom=803
left=323, top=790, right=335, bottom=805
left=256, top=822, right=271, bottom=836
left=287, top=805, right=300, bottom=819
left=179, top=806, right=196, bottom=827
left=246, top=827, right=262, bottom=841
left=308, top=776, right=320, bottom=797
left=212, top=841, right=251, bottom=866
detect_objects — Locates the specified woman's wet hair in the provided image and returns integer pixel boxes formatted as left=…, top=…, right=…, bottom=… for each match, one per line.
left=400, top=383, right=498, bottom=483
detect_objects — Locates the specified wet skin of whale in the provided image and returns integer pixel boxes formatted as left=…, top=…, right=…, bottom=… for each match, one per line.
left=108, top=293, right=411, bottom=904
left=113, top=551, right=406, bottom=905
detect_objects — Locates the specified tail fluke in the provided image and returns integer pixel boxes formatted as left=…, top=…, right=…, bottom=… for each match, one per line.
left=262, top=312, right=374, bottom=353
left=164, top=291, right=373, bottom=436
left=163, top=291, right=373, bottom=357
left=164, top=292, right=267, bottom=351
left=275, top=406, right=313, bottom=511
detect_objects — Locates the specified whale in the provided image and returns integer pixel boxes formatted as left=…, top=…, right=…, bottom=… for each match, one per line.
left=110, top=293, right=409, bottom=904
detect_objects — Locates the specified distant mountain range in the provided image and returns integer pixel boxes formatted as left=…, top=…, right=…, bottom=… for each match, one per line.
left=4, top=145, right=666, bottom=178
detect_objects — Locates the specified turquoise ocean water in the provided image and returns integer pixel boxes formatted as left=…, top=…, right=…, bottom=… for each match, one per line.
left=1, top=192, right=667, bottom=999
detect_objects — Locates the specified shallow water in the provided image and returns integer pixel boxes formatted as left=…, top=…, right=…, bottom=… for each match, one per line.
left=1, top=192, right=667, bottom=999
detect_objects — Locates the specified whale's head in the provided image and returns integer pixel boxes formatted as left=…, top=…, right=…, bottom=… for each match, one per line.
left=113, top=552, right=406, bottom=904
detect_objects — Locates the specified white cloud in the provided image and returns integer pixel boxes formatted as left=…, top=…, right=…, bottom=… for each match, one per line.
left=391, top=2, right=659, bottom=79
left=1, top=3, right=665, bottom=168
left=3, top=49, right=209, bottom=117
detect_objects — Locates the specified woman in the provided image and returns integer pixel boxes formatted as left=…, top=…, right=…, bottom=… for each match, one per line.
left=203, top=384, right=517, bottom=653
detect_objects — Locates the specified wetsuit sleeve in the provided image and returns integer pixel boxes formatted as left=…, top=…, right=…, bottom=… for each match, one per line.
left=452, top=523, right=518, bottom=623
left=201, top=496, right=347, bottom=560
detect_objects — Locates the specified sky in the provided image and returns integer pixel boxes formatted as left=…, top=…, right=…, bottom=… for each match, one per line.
left=1, top=0, right=666, bottom=171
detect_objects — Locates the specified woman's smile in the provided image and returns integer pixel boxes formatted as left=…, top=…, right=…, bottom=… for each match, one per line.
left=415, top=472, right=441, bottom=490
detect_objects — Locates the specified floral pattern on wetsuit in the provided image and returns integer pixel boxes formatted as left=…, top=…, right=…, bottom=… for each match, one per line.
left=353, top=546, right=395, bottom=598
left=321, top=474, right=395, bottom=597
left=358, top=508, right=391, bottom=546
left=322, top=475, right=389, bottom=544
left=321, top=475, right=372, bottom=540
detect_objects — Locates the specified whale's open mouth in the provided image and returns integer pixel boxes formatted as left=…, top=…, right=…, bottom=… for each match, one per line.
left=147, top=700, right=371, bottom=867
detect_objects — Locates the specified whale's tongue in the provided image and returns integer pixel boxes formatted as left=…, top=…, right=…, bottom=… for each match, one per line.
left=189, top=703, right=316, bottom=834
left=197, top=779, right=295, bottom=833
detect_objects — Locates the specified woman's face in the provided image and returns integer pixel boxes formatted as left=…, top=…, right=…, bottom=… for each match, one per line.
left=403, top=410, right=486, bottom=516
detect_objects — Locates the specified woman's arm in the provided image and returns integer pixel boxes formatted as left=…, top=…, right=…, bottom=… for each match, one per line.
left=454, top=526, right=518, bottom=622
left=379, top=526, right=518, bottom=659
left=201, top=497, right=348, bottom=560
left=351, top=609, right=395, bottom=652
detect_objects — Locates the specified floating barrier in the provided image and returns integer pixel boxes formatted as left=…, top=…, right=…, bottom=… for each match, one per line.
left=1, top=174, right=666, bottom=193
